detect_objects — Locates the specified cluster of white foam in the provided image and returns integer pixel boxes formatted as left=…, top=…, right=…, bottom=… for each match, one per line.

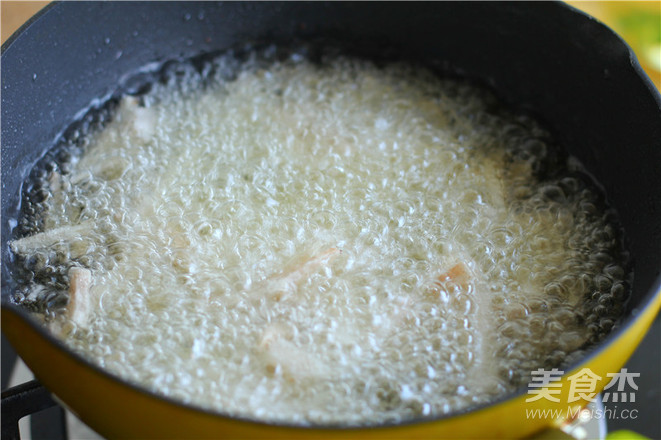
left=24, top=53, right=626, bottom=425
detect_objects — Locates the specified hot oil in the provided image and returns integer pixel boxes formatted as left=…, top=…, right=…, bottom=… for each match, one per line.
left=11, top=50, right=629, bottom=425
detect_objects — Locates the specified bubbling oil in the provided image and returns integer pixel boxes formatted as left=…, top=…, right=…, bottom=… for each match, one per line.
left=11, top=50, right=629, bottom=425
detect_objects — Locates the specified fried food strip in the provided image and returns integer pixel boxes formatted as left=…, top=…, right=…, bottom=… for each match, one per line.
left=427, top=261, right=501, bottom=392
left=48, top=171, right=63, bottom=193
left=120, top=96, right=157, bottom=143
left=9, top=222, right=94, bottom=256
left=258, top=324, right=330, bottom=382
left=428, top=262, right=471, bottom=293
left=262, top=247, right=341, bottom=301
left=67, top=267, right=92, bottom=326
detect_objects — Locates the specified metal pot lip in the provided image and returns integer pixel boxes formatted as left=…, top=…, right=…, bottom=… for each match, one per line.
left=1, top=0, right=660, bottom=431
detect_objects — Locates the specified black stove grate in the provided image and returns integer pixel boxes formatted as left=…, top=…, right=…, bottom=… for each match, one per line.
left=1, top=337, right=67, bottom=440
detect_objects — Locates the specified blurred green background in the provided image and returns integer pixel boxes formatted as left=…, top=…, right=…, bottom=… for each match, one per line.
left=567, top=1, right=660, bottom=90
